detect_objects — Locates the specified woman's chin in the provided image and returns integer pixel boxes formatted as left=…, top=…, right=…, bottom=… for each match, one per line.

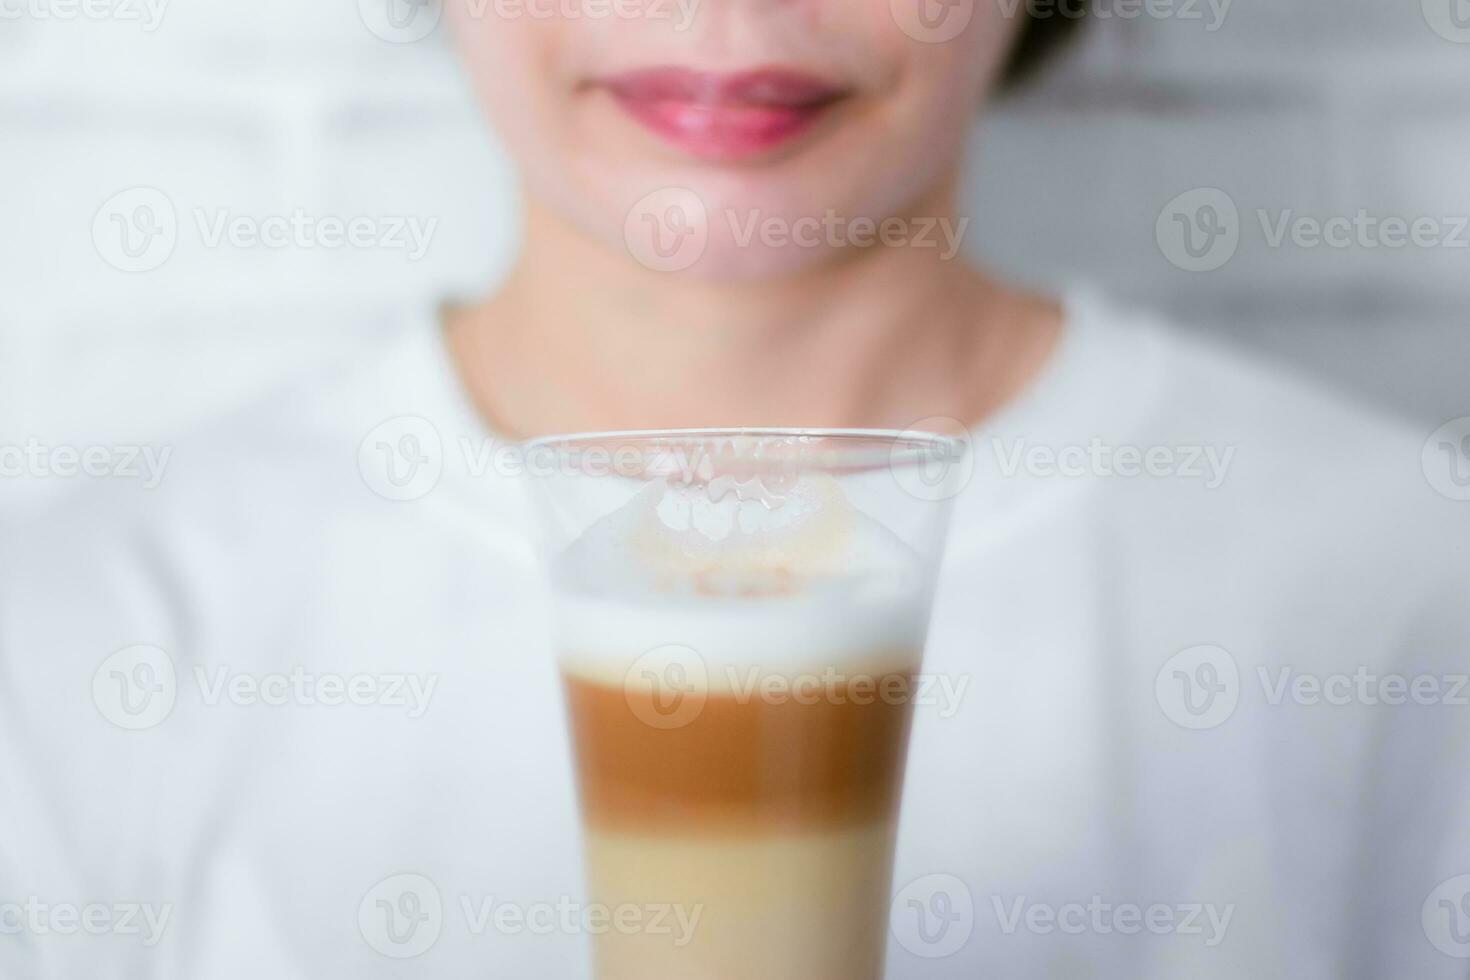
left=615, top=208, right=863, bottom=281
left=685, top=237, right=867, bottom=281
left=596, top=174, right=896, bottom=282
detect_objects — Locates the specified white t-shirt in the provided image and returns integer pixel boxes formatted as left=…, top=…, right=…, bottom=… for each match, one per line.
left=3, top=292, right=1468, bottom=979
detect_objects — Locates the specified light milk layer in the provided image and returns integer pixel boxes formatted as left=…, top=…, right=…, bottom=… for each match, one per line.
left=583, top=823, right=895, bottom=980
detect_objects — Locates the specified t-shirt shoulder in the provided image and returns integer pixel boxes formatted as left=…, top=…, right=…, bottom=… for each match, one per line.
left=1073, top=292, right=1430, bottom=481
left=1066, top=292, right=1468, bottom=585
left=2, top=309, right=452, bottom=563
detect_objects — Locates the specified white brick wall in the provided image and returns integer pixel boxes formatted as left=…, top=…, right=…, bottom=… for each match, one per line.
left=4, top=0, right=1468, bottom=504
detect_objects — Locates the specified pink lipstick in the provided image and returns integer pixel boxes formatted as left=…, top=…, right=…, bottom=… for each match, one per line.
left=599, top=67, right=849, bottom=161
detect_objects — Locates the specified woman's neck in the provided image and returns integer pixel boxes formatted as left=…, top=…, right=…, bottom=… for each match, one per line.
left=446, top=194, right=1061, bottom=439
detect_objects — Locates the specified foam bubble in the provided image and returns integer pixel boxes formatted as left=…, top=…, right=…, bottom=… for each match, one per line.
left=554, top=473, right=921, bottom=599
left=550, top=473, right=931, bottom=673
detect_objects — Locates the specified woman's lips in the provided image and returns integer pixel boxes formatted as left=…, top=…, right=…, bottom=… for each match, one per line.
left=598, top=67, right=849, bottom=161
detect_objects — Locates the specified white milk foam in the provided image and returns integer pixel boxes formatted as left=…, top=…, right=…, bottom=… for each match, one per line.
left=552, top=474, right=929, bottom=682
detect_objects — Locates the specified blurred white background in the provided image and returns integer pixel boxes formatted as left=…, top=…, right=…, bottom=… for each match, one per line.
left=4, top=0, right=1470, bottom=507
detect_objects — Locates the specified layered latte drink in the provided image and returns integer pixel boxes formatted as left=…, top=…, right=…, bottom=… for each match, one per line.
left=527, top=431, right=959, bottom=980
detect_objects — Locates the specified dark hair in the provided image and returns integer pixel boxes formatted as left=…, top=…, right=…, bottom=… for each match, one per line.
left=1001, top=9, right=1088, bottom=88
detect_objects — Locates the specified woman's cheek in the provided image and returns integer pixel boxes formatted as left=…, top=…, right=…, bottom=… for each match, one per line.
left=448, top=15, right=558, bottom=150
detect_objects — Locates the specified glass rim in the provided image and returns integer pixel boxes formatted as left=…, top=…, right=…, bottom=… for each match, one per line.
left=521, top=426, right=965, bottom=455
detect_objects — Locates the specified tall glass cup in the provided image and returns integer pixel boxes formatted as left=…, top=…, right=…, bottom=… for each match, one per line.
left=523, top=429, right=963, bottom=980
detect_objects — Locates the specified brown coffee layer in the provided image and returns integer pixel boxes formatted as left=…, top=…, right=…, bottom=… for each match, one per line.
left=563, top=663, right=917, bottom=833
